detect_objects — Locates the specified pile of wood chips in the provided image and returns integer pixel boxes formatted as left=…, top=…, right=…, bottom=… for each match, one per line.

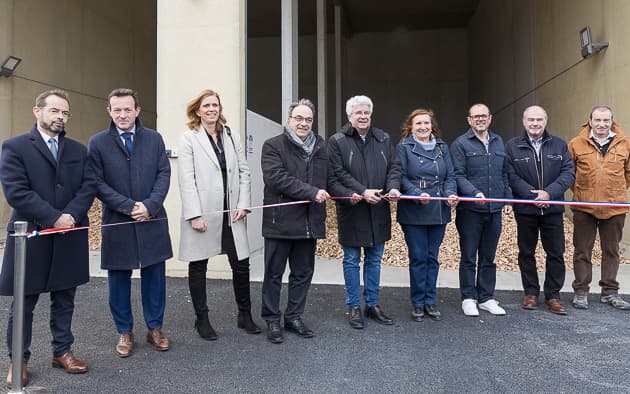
left=316, top=201, right=629, bottom=272
left=87, top=200, right=103, bottom=251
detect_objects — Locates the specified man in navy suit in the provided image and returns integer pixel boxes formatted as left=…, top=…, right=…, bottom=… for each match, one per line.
left=88, top=88, right=172, bottom=358
left=0, top=90, right=94, bottom=387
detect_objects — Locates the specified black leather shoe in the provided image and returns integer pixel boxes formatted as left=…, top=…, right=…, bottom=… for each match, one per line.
left=411, top=306, right=424, bottom=322
left=195, top=317, right=217, bottom=340
left=237, top=311, right=262, bottom=334
left=284, top=317, right=314, bottom=338
left=267, top=321, right=283, bottom=344
left=348, top=307, right=365, bottom=329
left=365, top=305, right=394, bottom=325
left=424, top=304, right=442, bottom=321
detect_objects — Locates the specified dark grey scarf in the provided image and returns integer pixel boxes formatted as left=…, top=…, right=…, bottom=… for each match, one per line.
left=284, top=125, right=316, bottom=156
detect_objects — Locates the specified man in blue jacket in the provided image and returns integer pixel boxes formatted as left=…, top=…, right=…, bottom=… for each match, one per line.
left=505, top=105, right=575, bottom=315
left=0, top=90, right=94, bottom=387
left=88, top=88, right=172, bottom=357
left=451, top=103, right=512, bottom=317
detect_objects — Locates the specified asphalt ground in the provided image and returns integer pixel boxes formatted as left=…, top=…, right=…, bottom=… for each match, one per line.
left=1, top=277, right=629, bottom=394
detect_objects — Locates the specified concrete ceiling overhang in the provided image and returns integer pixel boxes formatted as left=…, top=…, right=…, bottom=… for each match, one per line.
left=248, top=0, right=480, bottom=37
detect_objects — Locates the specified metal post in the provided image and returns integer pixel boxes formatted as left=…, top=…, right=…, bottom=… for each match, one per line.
left=9, top=221, right=27, bottom=393
left=334, top=2, right=342, bottom=131
left=316, top=0, right=327, bottom=138
left=281, top=0, right=298, bottom=115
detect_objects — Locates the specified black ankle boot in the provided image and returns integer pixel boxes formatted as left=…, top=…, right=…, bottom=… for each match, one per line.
left=194, top=316, right=217, bottom=340
left=237, top=311, right=261, bottom=334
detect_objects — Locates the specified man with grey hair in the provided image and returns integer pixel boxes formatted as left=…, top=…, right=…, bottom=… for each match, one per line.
left=328, top=95, right=401, bottom=329
left=260, top=98, right=329, bottom=344
left=568, top=106, right=630, bottom=310
left=505, top=105, right=575, bottom=315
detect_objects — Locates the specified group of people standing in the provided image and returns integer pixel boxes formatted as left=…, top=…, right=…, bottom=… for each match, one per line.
left=0, top=88, right=628, bottom=388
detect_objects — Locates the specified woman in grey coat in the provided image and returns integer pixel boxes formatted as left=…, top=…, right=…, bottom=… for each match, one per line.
left=177, top=89, right=260, bottom=340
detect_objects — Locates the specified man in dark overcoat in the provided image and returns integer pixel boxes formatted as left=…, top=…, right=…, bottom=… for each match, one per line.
left=327, top=95, right=401, bottom=329
left=87, top=88, right=172, bottom=358
left=0, top=90, right=94, bottom=387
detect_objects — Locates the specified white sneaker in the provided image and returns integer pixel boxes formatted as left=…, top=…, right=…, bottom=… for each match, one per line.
left=462, top=299, right=479, bottom=316
left=478, top=299, right=506, bottom=315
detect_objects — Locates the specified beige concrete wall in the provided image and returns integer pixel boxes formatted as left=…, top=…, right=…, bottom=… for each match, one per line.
left=468, top=0, right=535, bottom=138
left=156, top=0, right=246, bottom=275
left=0, top=0, right=157, bottom=228
left=8, top=0, right=157, bottom=142
left=532, top=0, right=630, bottom=246
left=0, top=0, right=15, bottom=228
left=533, top=0, right=630, bottom=137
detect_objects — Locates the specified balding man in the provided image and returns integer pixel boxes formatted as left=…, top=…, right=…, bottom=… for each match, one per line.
left=568, top=106, right=630, bottom=310
left=450, top=103, right=512, bottom=317
left=505, top=105, right=575, bottom=315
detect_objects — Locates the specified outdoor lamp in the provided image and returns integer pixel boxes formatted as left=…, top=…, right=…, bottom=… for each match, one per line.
left=580, top=26, right=608, bottom=58
left=0, top=55, right=22, bottom=77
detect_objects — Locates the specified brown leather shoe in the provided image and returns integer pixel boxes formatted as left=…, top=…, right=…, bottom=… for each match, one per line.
left=115, top=333, right=134, bottom=358
left=521, top=295, right=538, bottom=310
left=146, top=328, right=169, bottom=351
left=52, top=351, right=88, bottom=374
left=545, top=298, right=567, bottom=315
left=5, top=362, right=28, bottom=389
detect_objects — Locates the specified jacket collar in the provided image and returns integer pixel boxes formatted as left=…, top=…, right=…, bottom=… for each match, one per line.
left=107, top=118, right=144, bottom=157
left=464, top=128, right=498, bottom=143
left=577, top=122, right=627, bottom=145
left=516, top=129, right=551, bottom=146
left=28, top=124, right=65, bottom=166
left=340, top=123, right=387, bottom=143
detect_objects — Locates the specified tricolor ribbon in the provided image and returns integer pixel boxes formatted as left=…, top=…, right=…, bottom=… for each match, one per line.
left=26, top=195, right=630, bottom=238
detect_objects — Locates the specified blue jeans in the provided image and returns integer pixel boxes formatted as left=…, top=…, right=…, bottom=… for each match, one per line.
left=456, top=210, right=501, bottom=303
left=402, top=224, right=446, bottom=307
left=342, top=244, right=385, bottom=308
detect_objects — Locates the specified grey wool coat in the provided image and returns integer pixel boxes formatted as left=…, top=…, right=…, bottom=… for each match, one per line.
left=177, top=126, right=250, bottom=262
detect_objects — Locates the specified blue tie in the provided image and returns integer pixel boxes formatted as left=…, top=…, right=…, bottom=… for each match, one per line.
left=122, top=132, right=133, bottom=155
left=48, top=138, right=58, bottom=161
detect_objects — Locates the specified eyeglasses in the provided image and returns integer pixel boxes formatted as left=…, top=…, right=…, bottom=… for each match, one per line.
left=47, top=108, right=72, bottom=118
left=469, top=114, right=490, bottom=120
left=291, top=116, right=314, bottom=123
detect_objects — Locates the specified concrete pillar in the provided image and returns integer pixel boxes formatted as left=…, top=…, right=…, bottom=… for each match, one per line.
left=156, top=0, right=246, bottom=277
left=281, top=0, right=298, bottom=114
left=316, top=0, right=327, bottom=137
left=0, top=0, right=15, bottom=226
left=334, top=2, right=342, bottom=131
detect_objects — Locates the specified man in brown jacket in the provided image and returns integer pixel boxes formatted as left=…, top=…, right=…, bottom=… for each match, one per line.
left=568, top=106, right=630, bottom=310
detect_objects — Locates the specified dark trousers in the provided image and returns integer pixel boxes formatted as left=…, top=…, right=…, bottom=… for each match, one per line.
left=401, top=224, right=446, bottom=307
left=7, top=287, right=76, bottom=362
left=572, top=211, right=625, bottom=296
left=189, top=215, right=252, bottom=317
left=515, top=213, right=566, bottom=300
left=456, top=210, right=502, bottom=303
left=261, top=238, right=315, bottom=322
left=108, top=261, right=165, bottom=333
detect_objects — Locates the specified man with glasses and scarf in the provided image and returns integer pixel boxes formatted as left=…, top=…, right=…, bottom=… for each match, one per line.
left=260, top=98, right=329, bottom=344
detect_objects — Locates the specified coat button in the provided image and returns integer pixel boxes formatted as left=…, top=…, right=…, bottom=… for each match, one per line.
left=56, top=184, right=62, bottom=188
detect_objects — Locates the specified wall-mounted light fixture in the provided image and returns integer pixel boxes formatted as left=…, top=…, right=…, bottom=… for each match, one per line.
left=580, top=26, right=608, bottom=59
left=0, top=56, right=21, bottom=77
